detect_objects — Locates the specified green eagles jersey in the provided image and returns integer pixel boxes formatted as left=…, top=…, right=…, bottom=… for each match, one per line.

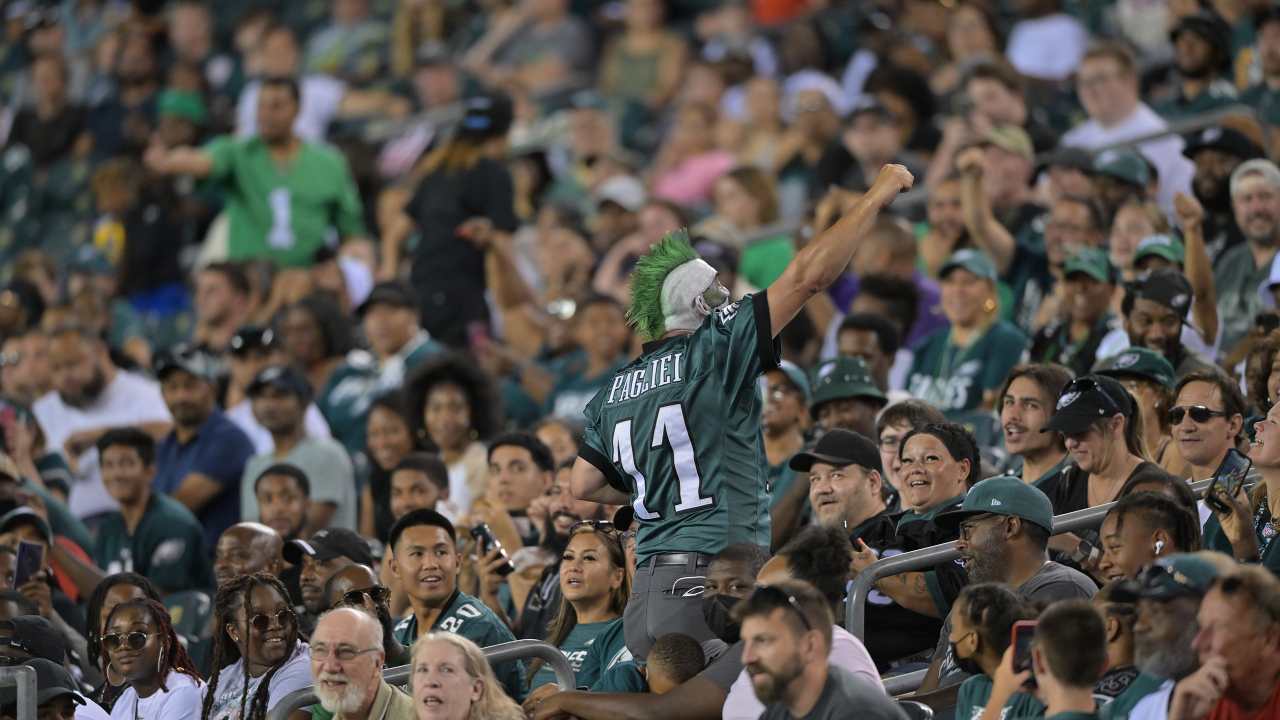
left=203, top=135, right=366, bottom=268
left=571, top=616, right=629, bottom=689
left=1101, top=672, right=1165, bottom=720
left=591, top=661, right=649, bottom=693
left=94, top=493, right=214, bottom=592
left=955, top=673, right=1046, bottom=720
left=906, top=320, right=1029, bottom=414
left=579, top=292, right=780, bottom=563
left=529, top=619, right=624, bottom=689
left=392, top=590, right=527, bottom=700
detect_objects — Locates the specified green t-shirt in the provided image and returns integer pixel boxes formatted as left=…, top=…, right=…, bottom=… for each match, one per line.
left=1240, top=83, right=1280, bottom=127
left=1101, top=672, right=1165, bottom=720
left=579, top=293, right=780, bottom=563
left=1152, top=79, right=1239, bottom=122
left=93, top=493, right=214, bottom=592
left=955, top=673, right=1047, bottom=720
left=906, top=320, right=1029, bottom=414
left=529, top=618, right=623, bottom=689
left=544, top=355, right=631, bottom=423
left=740, top=236, right=795, bottom=290
left=392, top=590, right=527, bottom=700
left=591, top=660, right=649, bottom=692
left=573, top=616, right=630, bottom=688
left=203, top=135, right=366, bottom=268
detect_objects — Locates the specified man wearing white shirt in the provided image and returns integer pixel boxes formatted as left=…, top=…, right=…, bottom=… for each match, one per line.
left=33, top=325, right=172, bottom=522
left=1062, top=42, right=1195, bottom=214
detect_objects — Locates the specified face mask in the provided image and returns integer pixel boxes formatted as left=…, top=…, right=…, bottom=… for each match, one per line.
left=949, top=637, right=983, bottom=676
left=701, top=593, right=741, bottom=644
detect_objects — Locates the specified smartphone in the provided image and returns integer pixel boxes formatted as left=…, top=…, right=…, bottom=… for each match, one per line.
left=13, top=541, right=42, bottom=590
left=1011, top=621, right=1037, bottom=673
left=470, top=524, right=514, bottom=577
left=1206, top=448, right=1252, bottom=515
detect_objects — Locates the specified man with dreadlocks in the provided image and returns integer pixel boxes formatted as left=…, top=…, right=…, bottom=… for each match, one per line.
left=570, top=164, right=915, bottom=658
left=100, top=597, right=204, bottom=720
left=201, top=573, right=313, bottom=720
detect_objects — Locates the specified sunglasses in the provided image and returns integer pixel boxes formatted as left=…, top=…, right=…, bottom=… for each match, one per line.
left=248, top=608, right=297, bottom=633
left=754, top=586, right=812, bottom=631
left=1062, top=377, right=1123, bottom=414
left=102, top=631, right=161, bottom=653
left=1167, top=406, right=1228, bottom=425
left=570, top=520, right=617, bottom=535
left=341, top=586, right=391, bottom=607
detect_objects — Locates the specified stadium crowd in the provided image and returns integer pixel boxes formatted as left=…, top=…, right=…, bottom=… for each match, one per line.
left=1, top=0, right=1280, bottom=718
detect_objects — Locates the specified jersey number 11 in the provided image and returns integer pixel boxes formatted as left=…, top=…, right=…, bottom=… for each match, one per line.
left=612, top=404, right=714, bottom=520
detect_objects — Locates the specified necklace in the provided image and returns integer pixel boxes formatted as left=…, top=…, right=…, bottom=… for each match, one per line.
left=135, top=688, right=161, bottom=720
left=1089, top=454, right=1130, bottom=507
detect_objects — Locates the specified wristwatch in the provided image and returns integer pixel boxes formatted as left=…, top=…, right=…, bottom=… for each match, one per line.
left=1071, top=539, right=1098, bottom=565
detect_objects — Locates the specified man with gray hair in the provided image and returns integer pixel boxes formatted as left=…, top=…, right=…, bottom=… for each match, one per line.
left=309, top=607, right=416, bottom=720
left=1213, top=159, right=1280, bottom=355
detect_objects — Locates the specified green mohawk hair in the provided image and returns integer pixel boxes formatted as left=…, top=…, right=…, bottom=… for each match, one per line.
left=626, top=228, right=699, bottom=341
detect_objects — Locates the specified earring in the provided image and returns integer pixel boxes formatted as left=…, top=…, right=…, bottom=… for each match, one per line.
left=984, top=298, right=996, bottom=312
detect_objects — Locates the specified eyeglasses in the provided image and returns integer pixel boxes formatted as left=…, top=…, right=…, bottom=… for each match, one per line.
left=958, top=512, right=1002, bottom=541
left=878, top=435, right=905, bottom=452
left=1062, top=377, right=1123, bottom=414
left=569, top=520, right=617, bottom=535
left=309, top=645, right=381, bottom=662
left=1167, top=406, right=1228, bottom=425
left=102, top=632, right=161, bottom=652
left=341, top=586, right=391, bottom=606
left=248, top=608, right=297, bottom=633
left=754, top=586, right=812, bottom=631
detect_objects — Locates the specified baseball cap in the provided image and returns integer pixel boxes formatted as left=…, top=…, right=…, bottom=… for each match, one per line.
left=1093, top=148, right=1150, bottom=188
left=1040, top=374, right=1133, bottom=434
left=788, top=429, right=884, bottom=475
left=154, top=346, right=217, bottom=383
left=1127, top=268, right=1197, bottom=327
left=0, top=659, right=83, bottom=709
left=809, top=356, right=886, bottom=415
left=229, top=326, right=278, bottom=355
left=157, top=89, right=208, bottom=125
left=934, top=476, right=1054, bottom=534
left=1093, top=347, right=1177, bottom=391
left=0, top=507, right=52, bottom=544
left=458, top=91, right=513, bottom=139
left=1133, top=234, right=1186, bottom=266
left=979, top=124, right=1034, bottom=162
left=1111, top=553, right=1223, bottom=601
left=612, top=505, right=635, bottom=530
left=773, top=360, right=811, bottom=404
left=1182, top=125, right=1263, bottom=161
left=1035, top=146, right=1094, bottom=176
left=283, top=528, right=375, bottom=566
left=1170, top=10, right=1232, bottom=55
left=0, top=617, right=66, bottom=663
left=247, top=366, right=313, bottom=404
left=939, top=249, right=999, bottom=282
left=1064, top=247, right=1118, bottom=284
left=596, top=175, right=647, bottom=213
left=356, top=281, right=420, bottom=317
left=1229, top=158, right=1280, bottom=198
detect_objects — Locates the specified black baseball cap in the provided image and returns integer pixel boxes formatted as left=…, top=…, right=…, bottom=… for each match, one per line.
left=0, top=617, right=65, bottom=663
left=1035, top=146, right=1094, bottom=176
left=1040, top=374, right=1133, bottom=434
left=1126, top=268, right=1199, bottom=330
left=788, top=429, right=884, bottom=475
left=154, top=346, right=217, bottom=383
left=457, top=91, right=513, bottom=140
left=356, top=281, right=421, bottom=318
left=247, top=366, right=313, bottom=404
left=283, top=528, right=375, bottom=566
left=229, top=326, right=278, bottom=355
left=1182, top=125, right=1264, bottom=161
left=612, top=505, right=635, bottom=531
left=1170, top=10, right=1232, bottom=56
left=0, top=659, right=82, bottom=708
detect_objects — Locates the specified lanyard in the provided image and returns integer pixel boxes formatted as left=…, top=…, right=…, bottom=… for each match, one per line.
left=935, top=324, right=989, bottom=382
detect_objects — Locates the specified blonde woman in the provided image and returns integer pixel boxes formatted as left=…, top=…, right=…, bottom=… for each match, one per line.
left=412, top=632, right=524, bottom=720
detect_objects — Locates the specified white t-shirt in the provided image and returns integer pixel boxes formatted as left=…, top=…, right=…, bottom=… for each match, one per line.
left=34, top=371, right=172, bottom=519
left=1128, top=678, right=1174, bottom=720
left=1006, top=13, right=1089, bottom=80
left=235, top=75, right=346, bottom=143
left=721, top=625, right=883, bottom=720
left=76, top=692, right=111, bottom=720
left=203, top=641, right=313, bottom=720
left=1061, top=104, right=1195, bottom=215
left=109, top=672, right=204, bottom=720
left=225, top=400, right=334, bottom=456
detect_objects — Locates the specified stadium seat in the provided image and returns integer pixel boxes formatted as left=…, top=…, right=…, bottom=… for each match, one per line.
left=165, top=589, right=213, bottom=642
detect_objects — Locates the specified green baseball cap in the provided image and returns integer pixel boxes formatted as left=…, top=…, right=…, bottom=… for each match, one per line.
left=1133, top=234, right=1186, bottom=266
left=1093, top=148, right=1150, bottom=187
left=1111, top=553, right=1223, bottom=602
left=1064, top=247, right=1118, bottom=283
left=939, top=249, right=999, bottom=282
left=772, top=360, right=811, bottom=404
left=157, top=89, right=208, bottom=125
left=0, top=507, right=52, bottom=544
left=934, top=475, right=1055, bottom=534
left=980, top=124, right=1034, bottom=162
left=1093, top=347, right=1176, bottom=391
left=809, top=356, right=885, bottom=415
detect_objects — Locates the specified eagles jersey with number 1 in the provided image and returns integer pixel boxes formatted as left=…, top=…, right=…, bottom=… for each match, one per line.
left=579, top=291, right=779, bottom=563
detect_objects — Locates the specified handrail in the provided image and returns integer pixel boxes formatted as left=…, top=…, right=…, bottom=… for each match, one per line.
left=883, top=669, right=930, bottom=697
left=264, top=639, right=574, bottom=720
left=0, top=666, right=36, bottom=720
left=1091, top=104, right=1259, bottom=154
left=845, top=480, right=1213, bottom=640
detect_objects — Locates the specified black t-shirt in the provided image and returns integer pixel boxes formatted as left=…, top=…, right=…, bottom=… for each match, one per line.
left=1038, top=460, right=1179, bottom=546
left=759, top=665, right=908, bottom=720
left=367, top=464, right=395, bottom=545
left=1024, top=115, right=1060, bottom=155
left=406, top=157, right=519, bottom=347
left=7, top=104, right=86, bottom=167
left=1202, top=211, right=1246, bottom=267
left=517, top=564, right=561, bottom=641
left=1028, top=314, right=1124, bottom=378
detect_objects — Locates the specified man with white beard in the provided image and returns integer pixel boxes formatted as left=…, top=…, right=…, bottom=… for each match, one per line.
left=309, top=607, right=416, bottom=720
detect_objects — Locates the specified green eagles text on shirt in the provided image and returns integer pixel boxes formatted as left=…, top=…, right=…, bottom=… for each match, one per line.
left=392, top=592, right=527, bottom=700
left=955, top=673, right=1046, bottom=720
left=591, top=661, right=649, bottom=692
left=906, top=320, right=1028, bottom=413
left=94, top=493, right=213, bottom=592
left=528, top=618, right=626, bottom=689
left=203, top=135, right=365, bottom=268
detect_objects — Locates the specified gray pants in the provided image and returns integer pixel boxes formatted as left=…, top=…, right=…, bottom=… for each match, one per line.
left=623, top=553, right=717, bottom=660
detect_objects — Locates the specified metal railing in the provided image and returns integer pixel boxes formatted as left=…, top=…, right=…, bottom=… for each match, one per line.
left=883, top=669, right=930, bottom=697
left=0, top=665, right=36, bottom=720
left=265, top=639, right=575, bottom=720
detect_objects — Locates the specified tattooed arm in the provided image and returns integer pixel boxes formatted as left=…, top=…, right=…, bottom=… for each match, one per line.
left=849, top=540, right=943, bottom=618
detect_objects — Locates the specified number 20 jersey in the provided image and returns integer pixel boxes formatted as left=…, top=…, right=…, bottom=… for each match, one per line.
left=579, top=291, right=780, bottom=562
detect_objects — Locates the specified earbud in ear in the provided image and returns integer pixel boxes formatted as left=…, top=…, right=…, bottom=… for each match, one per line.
left=1154, top=540, right=1165, bottom=554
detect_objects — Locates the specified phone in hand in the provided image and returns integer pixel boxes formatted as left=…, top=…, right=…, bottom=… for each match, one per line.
left=13, top=540, right=42, bottom=590
left=1206, top=448, right=1251, bottom=515
left=1011, top=621, right=1037, bottom=674
left=470, top=524, right=514, bottom=577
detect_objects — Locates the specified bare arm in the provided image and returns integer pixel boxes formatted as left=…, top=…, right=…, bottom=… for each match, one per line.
left=359, top=485, right=376, bottom=538
left=767, top=165, right=914, bottom=336
left=850, top=541, right=942, bottom=617
left=957, top=147, right=1016, bottom=274
left=379, top=212, right=416, bottom=281
left=570, top=456, right=631, bottom=505
left=170, top=472, right=225, bottom=514
left=143, top=139, right=214, bottom=179
left=1175, top=192, right=1218, bottom=346
left=532, top=677, right=727, bottom=720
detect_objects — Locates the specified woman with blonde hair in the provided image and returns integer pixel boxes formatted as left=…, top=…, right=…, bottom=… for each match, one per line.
left=411, top=632, right=524, bottom=720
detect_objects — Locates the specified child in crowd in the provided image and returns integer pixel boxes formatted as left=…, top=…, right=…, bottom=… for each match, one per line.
left=984, top=600, right=1109, bottom=720
left=590, top=632, right=706, bottom=693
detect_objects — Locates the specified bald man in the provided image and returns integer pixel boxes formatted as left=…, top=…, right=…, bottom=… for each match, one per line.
left=311, top=608, right=415, bottom=720
left=326, top=563, right=407, bottom=666
left=213, top=522, right=283, bottom=588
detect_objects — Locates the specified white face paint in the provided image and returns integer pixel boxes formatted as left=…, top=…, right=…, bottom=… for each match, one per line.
left=661, top=259, right=721, bottom=334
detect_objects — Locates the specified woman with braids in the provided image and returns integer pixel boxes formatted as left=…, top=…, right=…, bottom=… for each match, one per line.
left=201, top=574, right=312, bottom=720
left=519, top=521, right=629, bottom=696
left=1095, top=491, right=1203, bottom=582
left=103, top=597, right=204, bottom=720
left=85, top=573, right=163, bottom=710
